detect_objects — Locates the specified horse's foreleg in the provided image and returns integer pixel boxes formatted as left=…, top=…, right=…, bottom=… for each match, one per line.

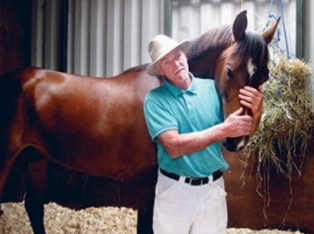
left=24, top=158, right=49, bottom=234
left=136, top=182, right=155, bottom=234
left=137, top=200, right=154, bottom=234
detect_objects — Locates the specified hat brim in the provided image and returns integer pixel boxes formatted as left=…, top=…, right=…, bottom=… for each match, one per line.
left=146, top=40, right=190, bottom=76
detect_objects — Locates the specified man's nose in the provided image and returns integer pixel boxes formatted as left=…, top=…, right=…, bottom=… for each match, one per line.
left=172, top=60, right=180, bottom=67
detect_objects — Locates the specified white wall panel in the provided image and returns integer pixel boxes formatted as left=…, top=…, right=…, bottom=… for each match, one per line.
left=31, top=0, right=44, bottom=67
left=74, top=0, right=90, bottom=75
left=123, top=0, right=140, bottom=71
left=31, top=0, right=299, bottom=78
left=45, top=0, right=60, bottom=69
left=172, top=0, right=296, bottom=58
left=141, top=0, right=161, bottom=65
left=304, top=0, right=314, bottom=111
left=31, top=0, right=61, bottom=69
left=106, top=0, right=123, bottom=77
left=89, top=0, right=106, bottom=77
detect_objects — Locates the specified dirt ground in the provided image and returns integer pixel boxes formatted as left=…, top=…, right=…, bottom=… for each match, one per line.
left=0, top=202, right=305, bottom=234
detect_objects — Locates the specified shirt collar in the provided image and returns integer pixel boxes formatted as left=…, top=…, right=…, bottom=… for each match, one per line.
left=163, top=72, right=198, bottom=97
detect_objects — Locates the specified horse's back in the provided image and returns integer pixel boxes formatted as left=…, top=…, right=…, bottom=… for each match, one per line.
left=1, top=67, right=160, bottom=180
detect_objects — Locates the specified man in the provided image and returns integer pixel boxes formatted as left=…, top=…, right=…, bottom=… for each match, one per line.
left=143, top=34, right=263, bottom=234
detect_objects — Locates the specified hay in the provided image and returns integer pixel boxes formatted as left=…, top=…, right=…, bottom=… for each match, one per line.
left=240, top=54, right=314, bottom=181
left=0, top=202, right=306, bottom=234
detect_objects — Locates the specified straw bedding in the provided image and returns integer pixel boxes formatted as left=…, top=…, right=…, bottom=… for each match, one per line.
left=0, top=202, right=305, bottom=234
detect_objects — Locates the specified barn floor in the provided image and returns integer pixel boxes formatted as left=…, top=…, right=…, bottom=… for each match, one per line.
left=0, top=202, right=305, bottom=234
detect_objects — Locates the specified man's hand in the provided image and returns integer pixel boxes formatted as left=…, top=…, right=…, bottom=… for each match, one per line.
left=223, top=107, right=253, bottom=138
left=239, top=85, right=264, bottom=135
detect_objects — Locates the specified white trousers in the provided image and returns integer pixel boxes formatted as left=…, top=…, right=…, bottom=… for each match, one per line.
left=153, top=170, right=228, bottom=234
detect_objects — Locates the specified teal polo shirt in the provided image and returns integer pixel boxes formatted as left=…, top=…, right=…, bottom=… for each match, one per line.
left=143, top=73, right=229, bottom=178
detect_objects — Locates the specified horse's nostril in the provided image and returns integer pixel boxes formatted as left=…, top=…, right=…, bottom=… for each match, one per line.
left=223, top=137, right=248, bottom=152
left=223, top=138, right=238, bottom=152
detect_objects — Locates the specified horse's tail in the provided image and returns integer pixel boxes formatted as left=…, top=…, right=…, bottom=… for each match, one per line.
left=0, top=68, right=29, bottom=201
left=0, top=68, right=25, bottom=128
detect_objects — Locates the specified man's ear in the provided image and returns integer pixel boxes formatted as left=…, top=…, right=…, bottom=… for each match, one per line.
left=154, top=64, right=164, bottom=76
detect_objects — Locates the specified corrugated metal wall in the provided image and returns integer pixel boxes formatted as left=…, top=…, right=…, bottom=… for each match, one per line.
left=31, top=0, right=297, bottom=78
left=171, top=0, right=296, bottom=57
left=31, top=0, right=62, bottom=69
left=66, top=0, right=166, bottom=77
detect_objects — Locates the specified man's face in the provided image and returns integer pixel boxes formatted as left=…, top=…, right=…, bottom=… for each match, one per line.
left=155, top=48, right=190, bottom=87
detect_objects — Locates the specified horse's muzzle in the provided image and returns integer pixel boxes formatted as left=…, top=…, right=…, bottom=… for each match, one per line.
left=223, top=136, right=249, bottom=152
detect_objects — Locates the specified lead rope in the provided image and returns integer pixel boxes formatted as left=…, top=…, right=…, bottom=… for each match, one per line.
left=268, top=0, right=291, bottom=59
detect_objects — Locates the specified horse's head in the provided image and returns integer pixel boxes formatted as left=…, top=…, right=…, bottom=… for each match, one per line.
left=214, top=10, right=280, bottom=151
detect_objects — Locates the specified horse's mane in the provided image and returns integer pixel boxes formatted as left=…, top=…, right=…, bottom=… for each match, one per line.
left=234, top=32, right=269, bottom=68
left=187, top=25, right=233, bottom=61
left=187, top=24, right=269, bottom=73
left=121, top=25, right=269, bottom=79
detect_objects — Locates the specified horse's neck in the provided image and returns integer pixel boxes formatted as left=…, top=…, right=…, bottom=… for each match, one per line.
left=187, top=25, right=233, bottom=78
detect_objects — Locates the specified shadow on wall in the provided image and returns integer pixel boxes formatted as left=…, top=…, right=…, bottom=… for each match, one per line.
left=0, top=0, right=31, bottom=76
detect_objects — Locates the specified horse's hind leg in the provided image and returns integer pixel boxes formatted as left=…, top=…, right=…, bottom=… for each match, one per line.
left=0, top=156, right=17, bottom=204
left=137, top=200, right=154, bottom=234
left=24, top=157, right=49, bottom=234
left=25, top=191, right=46, bottom=234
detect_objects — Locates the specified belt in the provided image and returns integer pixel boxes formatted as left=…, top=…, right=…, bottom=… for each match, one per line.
left=160, top=168, right=223, bottom=186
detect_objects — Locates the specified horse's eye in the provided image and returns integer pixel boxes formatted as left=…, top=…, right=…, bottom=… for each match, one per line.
left=227, top=68, right=233, bottom=79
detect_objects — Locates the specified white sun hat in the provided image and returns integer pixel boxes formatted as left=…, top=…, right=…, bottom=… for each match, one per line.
left=146, top=34, right=190, bottom=76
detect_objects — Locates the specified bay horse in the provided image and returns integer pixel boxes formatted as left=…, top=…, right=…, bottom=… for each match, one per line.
left=0, top=11, right=279, bottom=233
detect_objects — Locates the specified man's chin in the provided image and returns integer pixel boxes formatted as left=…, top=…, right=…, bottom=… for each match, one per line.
left=175, top=70, right=189, bottom=79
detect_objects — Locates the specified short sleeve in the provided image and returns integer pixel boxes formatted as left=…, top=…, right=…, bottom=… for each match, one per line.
left=144, top=98, right=178, bottom=141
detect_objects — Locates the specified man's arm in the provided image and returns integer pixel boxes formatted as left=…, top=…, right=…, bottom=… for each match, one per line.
left=158, top=108, right=252, bottom=158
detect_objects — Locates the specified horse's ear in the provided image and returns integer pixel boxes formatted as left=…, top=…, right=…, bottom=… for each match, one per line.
left=233, top=10, right=248, bottom=41
left=262, top=17, right=281, bottom=45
